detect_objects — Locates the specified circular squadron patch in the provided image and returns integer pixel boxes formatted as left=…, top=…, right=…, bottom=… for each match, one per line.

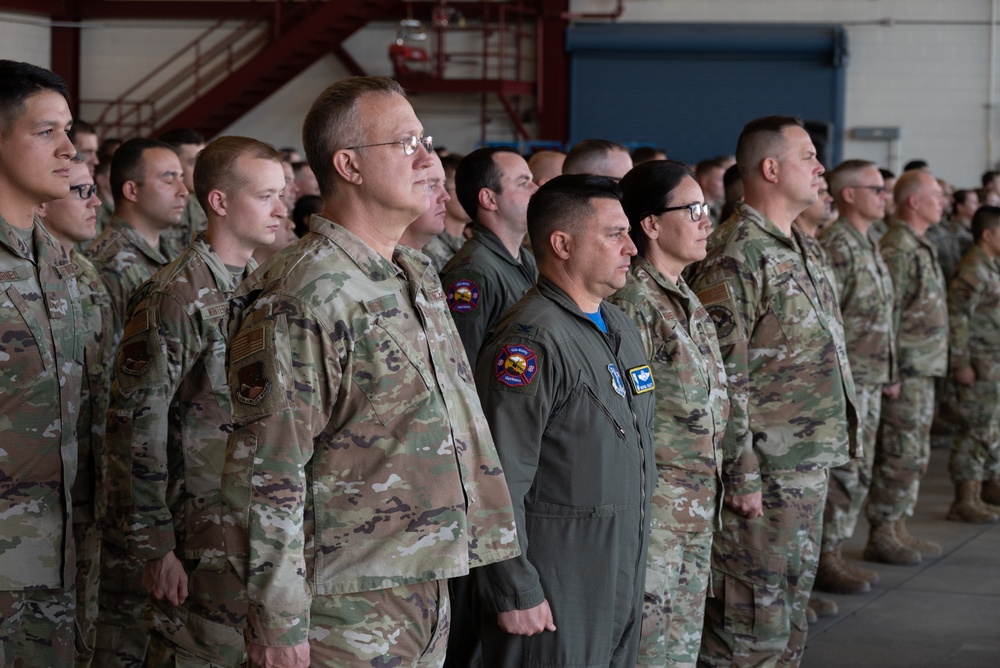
left=706, top=304, right=736, bottom=339
left=495, top=344, right=538, bottom=387
left=446, top=278, right=480, bottom=313
left=236, top=361, right=272, bottom=406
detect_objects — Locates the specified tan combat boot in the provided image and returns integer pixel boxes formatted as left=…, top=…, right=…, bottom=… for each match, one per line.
left=947, top=480, right=1000, bottom=524
left=973, top=479, right=1000, bottom=514
left=807, top=594, right=838, bottom=625
left=895, top=517, right=942, bottom=559
left=863, top=520, right=921, bottom=566
left=814, top=547, right=871, bottom=594
left=981, top=478, right=1000, bottom=505
left=845, top=559, right=879, bottom=585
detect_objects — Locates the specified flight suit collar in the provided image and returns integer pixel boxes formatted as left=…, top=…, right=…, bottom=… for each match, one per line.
left=536, top=275, right=623, bottom=347
left=471, top=221, right=523, bottom=267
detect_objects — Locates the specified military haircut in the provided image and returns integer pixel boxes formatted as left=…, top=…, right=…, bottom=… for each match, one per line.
left=981, top=170, right=999, bottom=188
left=440, top=153, right=462, bottom=180
left=69, top=119, right=97, bottom=145
left=291, top=160, right=311, bottom=176
left=695, top=156, right=726, bottom=177
left=292, top=194, right=323, bottom=237
left=880, top=167, right=896, bottom=181
left=618, top=159, right=695, bottom=254
left=109, top=137, right=175, bottom=206
left=631, top=146, right=666, bottom=165
left=954, top=189, right=976, bottom=207
left=0, top=59, right=69, bottom=133
left=193, top=135, right=283, bottom=213
left=734, top=115, right=804, bottom=180
left=893, top=168, right=931, bottom=210
left=157, top=127, right=205, bottom=150
left=903, top=159, right=928, bottom=172
left=828, top=159, right=878, bottom=203
left=454, top=147, right=520, bottom=221
left=563, top=139, right=628, bottom=176
left=302, top=75, right=405, bottom=198
left=528, top=173, right=622, bottom=259
left=972, top=205, right=1000, bottom=243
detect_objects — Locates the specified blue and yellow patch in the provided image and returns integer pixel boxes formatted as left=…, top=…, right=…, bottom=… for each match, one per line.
left=495, top=344, right=538, bottom=387
left=446, top=278, right=480, bottom=313
left=608, top=363, right=626, bottom=398
left=628, top=365, right=655, bottom=394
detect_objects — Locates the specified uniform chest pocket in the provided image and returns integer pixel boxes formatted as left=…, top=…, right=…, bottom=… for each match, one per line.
left=0, top=285, right=52, bottom=388
left=766, top=270, right=828, bottom=353
left=351, top=318, right=432, bottom=426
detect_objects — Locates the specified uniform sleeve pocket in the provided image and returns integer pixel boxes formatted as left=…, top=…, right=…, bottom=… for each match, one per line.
left=711, top=539, right=788, bottom=644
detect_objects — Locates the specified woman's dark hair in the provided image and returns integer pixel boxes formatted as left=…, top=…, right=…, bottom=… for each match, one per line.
left=617, top=159, right=695, bottom=253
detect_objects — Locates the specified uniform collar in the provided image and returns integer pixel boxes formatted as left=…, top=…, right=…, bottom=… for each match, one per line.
left=310, top=214, right=436, bottom=286
left=734, top=201, right=798, bottom=250
left=190, top=232, right=257, bottom=292
left=110, top=216, right=170, bottom=264
left=471, top=221, right=523, bottom=266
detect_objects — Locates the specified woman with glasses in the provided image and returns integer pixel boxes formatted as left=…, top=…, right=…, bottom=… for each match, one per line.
left=609, top=160, right=729, bottom=667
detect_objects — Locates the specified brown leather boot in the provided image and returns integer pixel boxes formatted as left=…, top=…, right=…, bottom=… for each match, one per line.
left=981, top=478, right=1000, bottom=505
left=948, top=480, right=1000, bottom=524
left=863, top=520, right=921, bottom=566
left=845, top=559, right=879, bottom=585
left=973, top=479, right=1000, bottom=514
left=814, top=548, right=871, bottom=594
left=895, top=517, right=942, bottom=558
left=807, top=594, right=838, bottom=624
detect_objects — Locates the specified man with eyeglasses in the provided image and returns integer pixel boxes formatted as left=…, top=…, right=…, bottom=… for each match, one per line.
left=221, top=76, right=518, bottom=668
left=864, top=168, right=949, bottom=566
left=85, top=136, right=188, bottom=666
left=36, top=154, right=114, bottom=668
left=690, top=116, right=858, bottom=667
left=811, top=160, right=899, bottom=596
left=0, top=59, right=84, bottom=666
left=441, top=147, right=539, bottom=365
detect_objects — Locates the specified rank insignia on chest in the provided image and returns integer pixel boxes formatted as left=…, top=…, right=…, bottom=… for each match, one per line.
left=446, top=278, right=480, bottom=313
left=495, top=344, right=537, bottom=387
left=608, top=364, right=626, bottom=398
left=235, top=361, right=272, bottom=406
left=628, top=365, right=655, bottom=394
left=120, top=340, right=152, bottom=376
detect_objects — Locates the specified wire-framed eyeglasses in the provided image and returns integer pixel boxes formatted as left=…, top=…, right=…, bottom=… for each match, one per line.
left=346, top=135, right=433, bottom=156
left=661, top=201, right=710, bottom=222
left=69, top=184, right=98, bottom=200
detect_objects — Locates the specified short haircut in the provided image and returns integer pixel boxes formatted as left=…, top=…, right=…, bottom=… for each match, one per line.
left=893, top=168, right=930, bottom=208
left=879, top=167, right=896, bottom=181
left=735, top=115, right=804, bottom=180
left=618, top=160, right=695, bottom=253
left=563, top=139, right=628, bottom=175
left=904, top=159, right=928, bottom=172
left=157, top=127, right=205, bottom=149
left=0, top=59, right=69, bottom=132
left=193, top=136, right=283, bottom=213
left=631, top=146, right=666, bottom=165
left=302, top=76, right=405, bottom=198
left=527, top=174, right=622, bottom=259
left=695, top=157, right=726, bottom=177
left=69, top=119, right=97, bottom=144
left=110, top=137, right=175, bottom=206
left=954, top=189, right=976, bottom=207
left=292, top=195, right=323, bottom=237
left=291, top=161, right=311, bottom=176
left=70, top=152, right=87, bottom=165
left=972, top=205, right=1000, bottom=243
left=99, top=138, right=122, bottom=163
left=454, top=147, right=520, bottom=221
left=440, top=153, right=462, bottom=180
left=723, top=163, right=741, bottom=190
left=828, top=159, right=878, bottom=202
left=982, top=170, right=999, bottom=188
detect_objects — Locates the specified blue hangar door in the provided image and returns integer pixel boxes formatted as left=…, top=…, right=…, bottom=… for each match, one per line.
left=567, top=23, right=847, bottom=167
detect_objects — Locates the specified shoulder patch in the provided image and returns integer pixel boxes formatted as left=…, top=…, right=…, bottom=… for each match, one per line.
left=120, top=339, right=153, bottom=376
left=230, top=326, right=266, bottom=363
left=234, top=360, right=272, bottom=406
left=697, top=282, right=730, bottom=307
left=705, top=304, right=736, bottom=339
left=628, top=365, right=655, bottom=394
left=494, top=343, right=538, bottom=388
left=608, top=364, right=627, bottom=398
left=121, top=309, right=150, bottom=342
left=447, top=277, right=481, bottom=314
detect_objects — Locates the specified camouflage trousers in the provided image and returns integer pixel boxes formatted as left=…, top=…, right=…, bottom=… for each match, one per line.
left=0, top=586, right=76, bottom=667
left=822, top=383, right=882, bottom=550
left=698, top=468, right=827, bottom=668
left=867, top=376, right=935, bottom=523
left=308, top=579, right=450, bottom=667
left=637, top=527, right=713, bottom=668
left=949, top=381, right=1000, bottom=482
left=94, top=533, right=149, bottom=667
left=74, top=520, right=102, bottom=667
left=145, top=555, right=248, bottom=667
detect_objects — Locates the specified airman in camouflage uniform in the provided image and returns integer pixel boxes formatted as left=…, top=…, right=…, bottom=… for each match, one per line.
left=421, top=154, right=467, bottom=274
left=946, top=205, right=1000, bottom=523
left=865, top=169, right=950, bottom=566
left=0, top=60, right=82, bottom=668
left=422, top=229, right=465, bottom=273
left=158, top=129, right=207, bottom=260
left=813, top=160, right=898, bottom=595
left=689, top=117, right=858, bottom=667
left=609, top=161, right=728, bottom=667
left=927, top=189, right=978, bottom=283
left=441, top=148, right=539, bottom=365
left=107, top=137, right=289, bottom=666
left=86, top=138, right=188, bottom=667
left=222, top=77, right=519, bottom=668
left=37, top=156, right=114, bottom=668
left=474, top=175, right=655, bottom=668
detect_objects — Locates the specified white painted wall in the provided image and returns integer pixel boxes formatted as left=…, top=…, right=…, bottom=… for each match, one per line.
left=1, top=1, right=997, bottom=186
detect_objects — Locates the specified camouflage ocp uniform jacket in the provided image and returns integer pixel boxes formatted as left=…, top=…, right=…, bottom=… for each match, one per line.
left=609, top=255, right=728, bottom=532
left=879, top=221, right=948, bottom=378
left=85, top=215, right=171, bottom=339
left=926, top=216, right=974, bottom=283
left=0, top=216, right=83, bottom=590
left=107, top=234, right=254, bottom=560
left=689, top=202, right=859, bottom=498
left=440, top=222, right=537, bottom=364
left=421, top=230, right=465, bottom=274
left=820, top=218, right=898, bottom=386
left=948, top=246, right=1000, bottom=380
left=222, top=216, right=519, bottom=648
left=71, top=249, right=113, bottom=527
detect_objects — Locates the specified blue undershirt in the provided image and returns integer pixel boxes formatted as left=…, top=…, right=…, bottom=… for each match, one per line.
left=584, top=309, right=607, bottom=333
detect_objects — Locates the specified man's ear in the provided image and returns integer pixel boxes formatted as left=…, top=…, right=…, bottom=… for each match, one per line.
left=333, top=150, right=363, bottom=185
left=207, top=189, right=227, bottom=217
left=550, top=229, right=572, bottom=260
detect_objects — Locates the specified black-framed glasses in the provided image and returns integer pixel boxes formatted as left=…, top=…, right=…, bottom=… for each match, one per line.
left=345, top=135, right=433, bottom=156
left=851, top=185, right=887, bottom=195
left=661, top=201, right=710, bottom=222
left=69, top=184, right=97, bottom=200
